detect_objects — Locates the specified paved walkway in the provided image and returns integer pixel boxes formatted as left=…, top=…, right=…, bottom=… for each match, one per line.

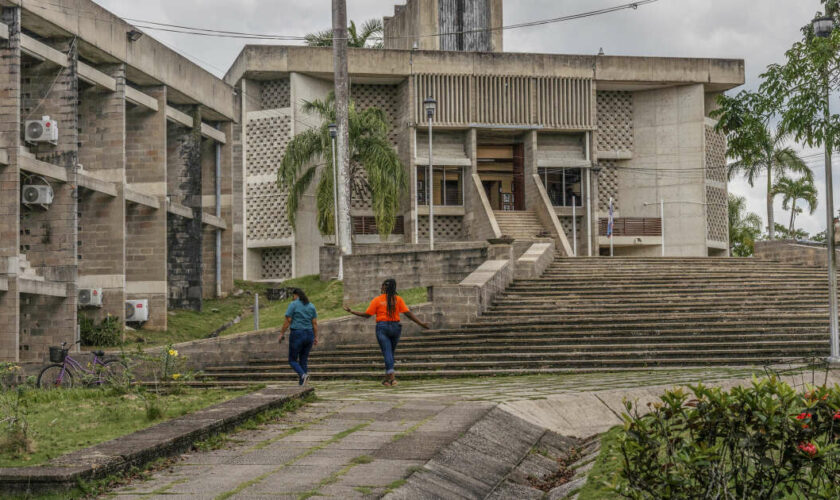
left=106, top=366, right=828, bottom=499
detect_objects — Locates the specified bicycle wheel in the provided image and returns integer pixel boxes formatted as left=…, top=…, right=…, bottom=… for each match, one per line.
left=37, top=364, right=73, bottom=390
left=100, top=359, right=130, bottom=386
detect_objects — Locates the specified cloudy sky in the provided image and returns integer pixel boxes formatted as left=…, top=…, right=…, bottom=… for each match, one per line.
left=95, top=0, right=833, bottom=234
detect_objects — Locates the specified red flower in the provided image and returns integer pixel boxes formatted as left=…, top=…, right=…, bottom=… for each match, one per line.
left=796, top=413, right=812, bottom=421
left=798, top=442, right=818, bottom=457
left=833, top=411, right=840, bottom=421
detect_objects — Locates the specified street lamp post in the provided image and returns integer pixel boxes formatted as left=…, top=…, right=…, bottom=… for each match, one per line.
left=329, top=123, right=343, bottom=280
left=424, top=97, right=437, bottom=251
left=814, top=15, right=840, bottom=364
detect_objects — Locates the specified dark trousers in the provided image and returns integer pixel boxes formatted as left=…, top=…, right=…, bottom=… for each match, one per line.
left=376, top=322, right=402, bottom=375
left=288, top=329, right=314, bottom=379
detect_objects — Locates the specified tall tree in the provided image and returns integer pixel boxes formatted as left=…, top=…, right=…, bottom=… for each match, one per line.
left=305, top=19, right=384, bottom=48
left=771, top=176, right=818, bottom=235
left=728, top=194, right=763, bottom=257
left=711, top=96, right=812, bottom=240
left=277, top=93, right=406, bottom=239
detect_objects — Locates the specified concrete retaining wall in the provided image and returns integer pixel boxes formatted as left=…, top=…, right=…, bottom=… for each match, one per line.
left=754, top=240, right=830, bottom=267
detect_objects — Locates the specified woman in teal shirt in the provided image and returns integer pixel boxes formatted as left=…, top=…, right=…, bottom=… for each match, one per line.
left=278, top=288, right=318, bottom=386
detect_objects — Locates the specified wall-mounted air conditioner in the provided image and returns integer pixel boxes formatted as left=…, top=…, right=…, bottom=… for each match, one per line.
left=25, top=116, right=59, bottom=145
left=78, top=288, right=104, bottom=308
left=21, top=185, right=54, bottom=205
left=125, top=300, right=149, bottom=323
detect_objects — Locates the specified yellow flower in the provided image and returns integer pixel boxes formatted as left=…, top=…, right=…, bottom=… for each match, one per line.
left=168, top=349, right=179, bottom=357
left=172, top=373, right=181, bottom=380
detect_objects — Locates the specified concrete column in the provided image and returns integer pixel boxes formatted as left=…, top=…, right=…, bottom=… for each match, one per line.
left=231, top=83, right=246, bottom=281
left=0, top=7, right=21, bottom=362
left=167, top=107, right=203, bottom=311
left=19, top=37, right=79, bottom=360
left=126, top=86, right=167, bottom=330
left=219, top=121, right=235, bottom=295
left=590, top=166, right=602, bottom=254
left=77, top=63, right=126, bottom=324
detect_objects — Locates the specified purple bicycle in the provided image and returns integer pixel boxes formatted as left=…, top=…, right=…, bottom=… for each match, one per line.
left=37, top=341, right=127, bottom=390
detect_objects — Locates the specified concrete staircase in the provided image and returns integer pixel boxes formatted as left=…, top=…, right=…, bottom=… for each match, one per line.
left=196, top=257, right=831, bottom=386
left=494, top=210, right=547, bottom=240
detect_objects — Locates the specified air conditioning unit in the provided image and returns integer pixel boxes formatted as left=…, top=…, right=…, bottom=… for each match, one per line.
left=125, top=300, right=149, bottom=323
left=78, top=288, right=104, bottom=308
left=25, top=116, right=59, bottom=145
left=21, top=185, right=54, bottom=205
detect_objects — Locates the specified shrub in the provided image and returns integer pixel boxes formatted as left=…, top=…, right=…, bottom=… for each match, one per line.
left=619, top=377, right=840, bottom=499
left=79, top=314, right=124, bottom=347
left=0, top=387, right=33, bottom=458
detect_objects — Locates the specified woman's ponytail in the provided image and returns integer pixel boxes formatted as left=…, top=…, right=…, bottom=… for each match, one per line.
left=383, top=279, right=397, bottom=317
left=292, top=288, right=309, bottom=305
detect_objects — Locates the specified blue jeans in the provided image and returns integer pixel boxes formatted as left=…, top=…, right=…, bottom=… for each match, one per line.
left=376, top=322, right=402, bottom=375
left=288, top=329, right=314, bottom=380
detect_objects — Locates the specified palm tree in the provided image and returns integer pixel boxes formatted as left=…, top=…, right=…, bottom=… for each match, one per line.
left=728, top=194, right=763, bottom=257
left=277, top=92, right=406, bottom=239
left=304, top=19, right=384, bottom=48
left=772, top=176, right=818, bottom=236
left=725, top=130, right=812, bottom=240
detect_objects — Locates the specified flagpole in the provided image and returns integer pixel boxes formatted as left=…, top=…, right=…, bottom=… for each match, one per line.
left=609, top=197, right=614, bottom=257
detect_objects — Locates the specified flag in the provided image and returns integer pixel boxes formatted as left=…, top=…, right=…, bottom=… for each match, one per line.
left=607, top=198, right=614, bottom=237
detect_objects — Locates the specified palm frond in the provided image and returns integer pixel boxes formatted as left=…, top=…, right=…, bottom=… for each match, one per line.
left=772, top=146, right=813, bottom=182
left=304, top=29, right=334, bottom=47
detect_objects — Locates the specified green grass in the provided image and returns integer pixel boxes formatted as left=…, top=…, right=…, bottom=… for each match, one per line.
left=575, top=426, right=625, bottom=500
left=107, top=277, right=428, bottom=349
left=0, top=387, right=247, bottom=468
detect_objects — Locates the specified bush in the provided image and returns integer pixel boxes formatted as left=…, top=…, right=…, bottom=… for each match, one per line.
left=619, top=377, right=840, bottom=499
left=80, top=314, right=123, bottom=347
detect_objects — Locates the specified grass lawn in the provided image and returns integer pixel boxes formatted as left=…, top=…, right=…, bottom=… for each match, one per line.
left=0, top=387, right=248, bottom=468
left=575, top=426, right=624, bottom=500
left=111, top=277, right=428, bottom=349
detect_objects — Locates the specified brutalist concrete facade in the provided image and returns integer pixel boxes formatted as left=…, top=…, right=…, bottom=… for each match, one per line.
left=0, top=0, right=236, bottom=362
left=226, top=5, right=744, bottom=281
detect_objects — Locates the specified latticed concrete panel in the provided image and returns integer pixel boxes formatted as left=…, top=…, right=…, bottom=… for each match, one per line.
left=705, top=125, right=727, bottom=183
left=247, top=182, right=293, bottom=241
left=706, top=185, right=728, bottom=242
left=560, top=216, right=583, bottom=245
left=351, top=84, right=399, bottom=147
left=596, top=91, right=633, bottom=153
left=246, top=115, right=292, bottom=177
left=261, top=247, right=293, bottom=280
left=598, top=161, right=620, bottom=212
left=418, top=215, right=464, bottom=241
left=260, top=79, right=291, bottom=110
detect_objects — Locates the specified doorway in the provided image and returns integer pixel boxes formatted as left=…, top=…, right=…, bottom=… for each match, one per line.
left=477, top=144, right=525, bottom=211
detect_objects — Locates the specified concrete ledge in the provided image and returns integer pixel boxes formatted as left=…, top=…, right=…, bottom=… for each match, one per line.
left=167, top=202, right=194, bottom=219
left=77, top=62, right=117, bottom=92
left=538, top=157, right=593, bottom=168
left=20, top=34, right=68, bottom=67
left=0, top=386, right=312, bottom=494
left=165, top=106, right=194, bottom=128
left=125, top=87, right=160, bottom=112
left=0, top=21, right=8, bottom=40
left=0, top=148, right=7, bottom=166
left=19, top=153, right=68, bottom=183
left=515, top=240, right=555, bottom=280
left=201, top=123, right=227, bottom=144
left=0, top=277, right=8, bottom=292
left=417, top=205, right=466, bottom=216
left=125, top=186, right=160, bottom=209
left=415, top=156, right=472, bottom=167
left=18, top=278, right=67, bottom=297
left=596, top=150, right=633, bottom=160
left=77, top=171, right=118, bottom=197
left=202, top=213, right=227, bottom=229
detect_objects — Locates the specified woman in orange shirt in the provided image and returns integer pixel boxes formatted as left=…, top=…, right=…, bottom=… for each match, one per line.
left=344, top=278, right=430, bottom=386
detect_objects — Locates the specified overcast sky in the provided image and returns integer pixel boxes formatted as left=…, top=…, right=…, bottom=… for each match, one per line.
left=95, top=0, right=833, bottom=235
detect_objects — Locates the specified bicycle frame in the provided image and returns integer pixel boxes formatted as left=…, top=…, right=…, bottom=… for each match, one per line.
left=57, top=353, right=108, bottom=385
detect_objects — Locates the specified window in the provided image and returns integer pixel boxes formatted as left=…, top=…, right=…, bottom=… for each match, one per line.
left=539, top=168, right=583, bottom=207
left=417, top=166, right=463, bottom=206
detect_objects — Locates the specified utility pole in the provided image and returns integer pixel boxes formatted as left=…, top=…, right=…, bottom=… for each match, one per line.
left=332, top=0, right=352, bottom=259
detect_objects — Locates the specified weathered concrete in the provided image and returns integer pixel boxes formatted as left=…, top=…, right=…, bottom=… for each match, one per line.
left=754, top=240, right=832, bottom=267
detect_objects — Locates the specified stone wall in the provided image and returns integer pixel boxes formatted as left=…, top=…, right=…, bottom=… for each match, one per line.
left=754, top=240, right=831, bottom=267
left=321, top=242, right=489, bottom=303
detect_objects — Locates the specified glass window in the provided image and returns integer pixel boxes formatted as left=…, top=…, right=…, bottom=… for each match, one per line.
left=539, top=168, right=583, bottom=207
left=417, top=166, right=463, bottom=206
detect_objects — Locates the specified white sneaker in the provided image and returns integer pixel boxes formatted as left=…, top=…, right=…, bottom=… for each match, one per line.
left=300, top=374, right=309, bottom=386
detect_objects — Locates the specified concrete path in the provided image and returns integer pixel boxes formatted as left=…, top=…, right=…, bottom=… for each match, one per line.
left=107, top=366, right=833, bottom=499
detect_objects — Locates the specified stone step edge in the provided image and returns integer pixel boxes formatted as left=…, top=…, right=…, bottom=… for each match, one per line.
left=384, top=405, right=549, bottom=500
left=0, top=386, right=313, bottom=494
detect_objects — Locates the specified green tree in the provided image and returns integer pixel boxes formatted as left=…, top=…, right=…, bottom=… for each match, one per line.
left=712, top=97, right=812, bottom=240
left=728, top=194, right=763, bottom=257
left=304, top=19, right=384, bottom=48
left=773, top=223, right=810, bottom=241
left=277, top=93, right=406, bottom=239
left=771, top=175, right=818, bottom=235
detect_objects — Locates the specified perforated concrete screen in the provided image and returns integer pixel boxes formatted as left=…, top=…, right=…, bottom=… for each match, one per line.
left=705, top=125, right=727, bottom=183
left=597, top=91, right=633, bottom=153
left=246, top=182, right=293, bottom=241
left=246, top=115, right=292, bottom=177
left=261, top=247, right=292, bottom=280
left=260, top=79, right=291, bottom=110
left=706, top=185, right=728, bottom=243
left=246, top=113, right=293, bottom=242
left=598, top=161, right=619, bottom=212
left=418, top=215, right=464, bottom=241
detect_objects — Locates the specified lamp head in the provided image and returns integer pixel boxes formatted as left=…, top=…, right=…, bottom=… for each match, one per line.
left=127, top=29, right=144, bottom=42
left=814, top=15, right=835, bottom=38
left=328, top=123, right=337, bottom=139
left=423, top=97, right=437, bottom=120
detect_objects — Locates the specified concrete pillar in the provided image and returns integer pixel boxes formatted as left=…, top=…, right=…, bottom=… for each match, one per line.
left=19, top=37, right=79, bottom=360
left=590, top=166, right=602, bottom=254
left=126, top=86, right=167, bottom=330
left=167, top=107, right=203, bottom=311
left=231, top=84, right=246, bottom=281
left=77, top=63, right=126, bottom=324
left=0, top=7, right=21, bottom=362
left=219, top=121, right=235, bottom=295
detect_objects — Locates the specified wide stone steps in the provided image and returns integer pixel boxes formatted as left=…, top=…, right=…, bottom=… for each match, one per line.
left=494, top=210, right=547, bottom=239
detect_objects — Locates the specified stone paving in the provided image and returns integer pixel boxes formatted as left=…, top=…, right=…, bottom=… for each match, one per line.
left=105, top=367, right=813, bottom=499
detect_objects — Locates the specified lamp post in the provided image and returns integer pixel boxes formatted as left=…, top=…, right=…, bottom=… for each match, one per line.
left=814, top=15, right=840, bottom=364
left=329, top=123, right=343, bottom=280
left=424, top=97, right=437, bottom=250
left=643, top=199, right=666, bottom=257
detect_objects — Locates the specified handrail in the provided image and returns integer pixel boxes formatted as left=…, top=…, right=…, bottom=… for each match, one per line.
left=531, top=173, right=574, bottom=256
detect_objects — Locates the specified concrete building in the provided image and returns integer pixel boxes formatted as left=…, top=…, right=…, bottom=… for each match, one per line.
left=226, top=0, right=744, bottom=281
left=0, top=0, right=236, bottom=362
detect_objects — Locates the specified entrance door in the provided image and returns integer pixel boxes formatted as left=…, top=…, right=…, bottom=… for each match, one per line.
left=477, top=144, right=522, bottom=211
